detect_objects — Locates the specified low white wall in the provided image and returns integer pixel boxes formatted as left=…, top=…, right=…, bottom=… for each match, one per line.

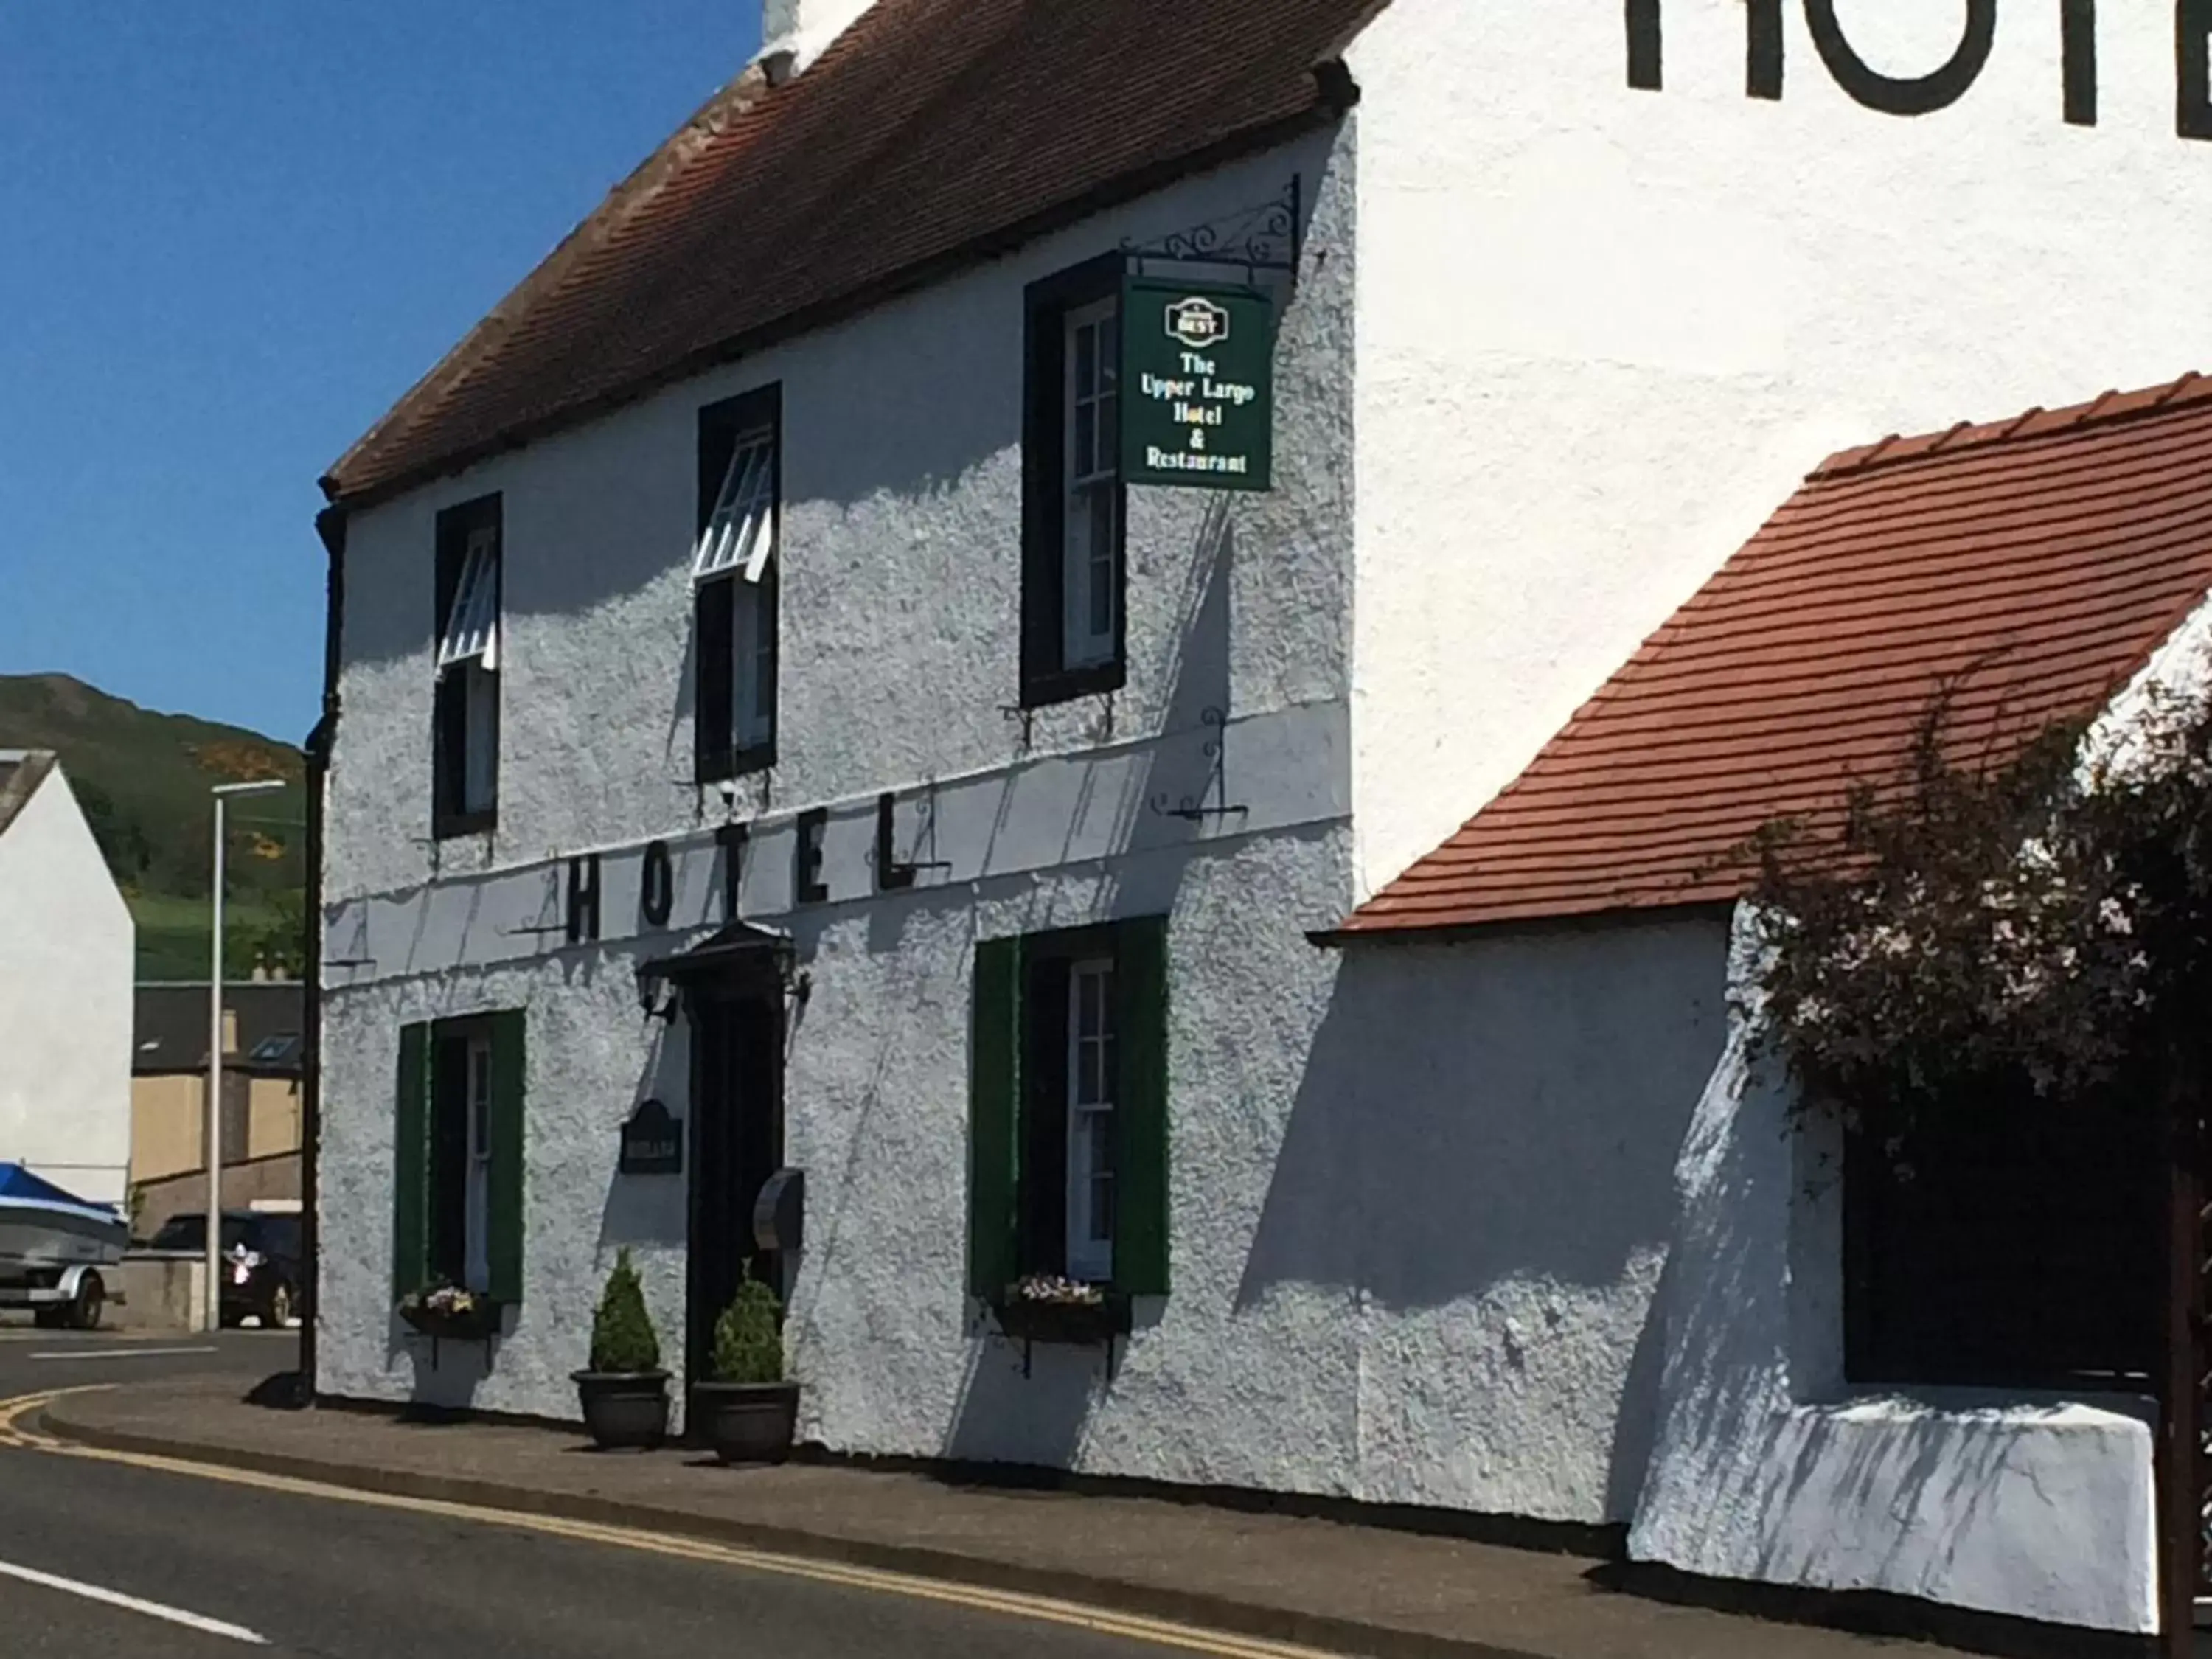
left=1628, top=908, right=2159, bottom=1634
left=1246, top=913, right=1731, bottom=1521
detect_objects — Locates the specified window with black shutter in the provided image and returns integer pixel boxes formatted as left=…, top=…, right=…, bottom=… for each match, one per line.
left=394, top=1011, right=526, bottom=1304
left=1020, top=254, right=1127, bottom=708
left=694, top=385, right=781, bottom=780
left=967, top=917, right=1169, bottom=1301
left=432, top=495, right=502, bottom=838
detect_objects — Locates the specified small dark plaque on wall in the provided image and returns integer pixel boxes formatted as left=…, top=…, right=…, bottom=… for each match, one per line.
left=619, top=1099, right=684, bottom=1176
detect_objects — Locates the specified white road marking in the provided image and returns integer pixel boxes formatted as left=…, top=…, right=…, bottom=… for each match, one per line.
left=0, top=1557, right=268, bottom=1644
left=27, top=1346, right=219, bottom=1363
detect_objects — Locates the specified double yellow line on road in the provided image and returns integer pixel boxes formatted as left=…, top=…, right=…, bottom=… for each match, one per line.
left=0, top=1390, right=80, bottom=1449
left=0, top=1390, right=1346, bottom=1659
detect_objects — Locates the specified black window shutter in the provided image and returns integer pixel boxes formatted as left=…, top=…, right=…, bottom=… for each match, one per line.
left=695, top=578, right=734, bottom=776
left=969, top=936, right=1023, bottom=1298
left=1114, top=915, right=1171, bottom=1296
left=428, top=1033, right=470, bottom=1284
left=392, top=1023, right=433, bottom=1301
left=487, top=1009, right=527, bottom=1304
left=1019, top=293, right=1064, bottom=699
left=1023, top=953, right=1073, bottom=1279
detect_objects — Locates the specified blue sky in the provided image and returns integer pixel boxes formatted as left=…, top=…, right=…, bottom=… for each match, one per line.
left=0, top=4, right=758, bottom=742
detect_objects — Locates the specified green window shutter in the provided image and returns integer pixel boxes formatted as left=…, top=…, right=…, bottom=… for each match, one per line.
left=970, top=936, right=1023, bottom=1298
left=487, top=1009, right=528, bottom=1304
left=1115, top=915, right=1172, bottom=1296
left=393, top=1022, right=433, bottom=1301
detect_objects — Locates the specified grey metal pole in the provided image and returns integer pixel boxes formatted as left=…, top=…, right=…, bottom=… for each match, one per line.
left=205, top=779, right=285, bottom=1335
left=206, top=793, right=226, bottom=1335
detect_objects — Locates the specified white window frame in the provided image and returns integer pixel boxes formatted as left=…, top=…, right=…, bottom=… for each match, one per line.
left=1064, top=957, right=1116, bottom=1284
left=462, top=1034, right=494, bottom=1294
left=730, top=576, right=775, bottom=753
left=693, top=425, right=779, bottom=586
left=438, top=525, right=501, bottom=675
left=1062, top=299, right=1119, bottom=672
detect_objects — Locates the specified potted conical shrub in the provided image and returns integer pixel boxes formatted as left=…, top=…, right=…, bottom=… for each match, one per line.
left=573, top=1248, right=669, bottom=1450
left=692, top=1262, right=799, bottom=1465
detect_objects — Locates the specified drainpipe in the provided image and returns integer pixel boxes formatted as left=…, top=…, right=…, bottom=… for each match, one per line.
left=300, top=504, right=347, bottom=1403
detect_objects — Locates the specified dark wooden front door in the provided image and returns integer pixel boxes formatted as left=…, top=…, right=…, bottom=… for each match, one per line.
left=686, top=986, right=783, bottom=1408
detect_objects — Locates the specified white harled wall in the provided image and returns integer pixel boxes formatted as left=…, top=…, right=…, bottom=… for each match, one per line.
left=319, top=110, right=1737, bottom=1526
left=1629, top=909, right=2158, bottom=1634
left=1346, top=0, right=2212, bottom=898
left=318, top=2, right=2187, bottom=1624
left=0, top=763, right=135, bottom=1205
left=317, top=131, right=1372, bottom=1471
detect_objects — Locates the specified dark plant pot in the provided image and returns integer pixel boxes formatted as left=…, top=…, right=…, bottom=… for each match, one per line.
left=573, top=1370, right=671, bottom=1450
left=693, top=1381, right=800, bottom=1465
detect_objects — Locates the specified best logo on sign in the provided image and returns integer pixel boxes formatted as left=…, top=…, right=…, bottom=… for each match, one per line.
left=1122, top=278, right=1273, bottom=492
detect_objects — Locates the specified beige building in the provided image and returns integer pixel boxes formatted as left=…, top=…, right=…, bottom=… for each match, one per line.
left=131, top=981, right=302, bottom=1234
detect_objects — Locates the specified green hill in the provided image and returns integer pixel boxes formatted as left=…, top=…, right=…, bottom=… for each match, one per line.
left=0, top=674, right=306, bottom=979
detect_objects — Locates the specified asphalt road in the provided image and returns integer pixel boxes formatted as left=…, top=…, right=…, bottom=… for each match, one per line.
left=0, top=1326, right=1232, bottom=1659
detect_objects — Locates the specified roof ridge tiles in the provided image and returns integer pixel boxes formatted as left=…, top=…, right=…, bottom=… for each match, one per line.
left=1809, top=370, right=2212, bottom=484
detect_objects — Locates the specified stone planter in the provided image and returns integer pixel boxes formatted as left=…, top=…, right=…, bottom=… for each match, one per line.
left=572, top=1370, right=671, bottom=1450
left=692, top=1380, right=800, bottom=1465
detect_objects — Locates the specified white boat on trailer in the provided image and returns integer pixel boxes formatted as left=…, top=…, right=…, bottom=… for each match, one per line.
left=0, top=1162, right=128, bottom=1329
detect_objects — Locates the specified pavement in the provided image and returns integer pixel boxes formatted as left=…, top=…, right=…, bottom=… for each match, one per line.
left=12, top=1357, right=2016, bottom=1659
left=0, top=1332, right=1207, bottom=1658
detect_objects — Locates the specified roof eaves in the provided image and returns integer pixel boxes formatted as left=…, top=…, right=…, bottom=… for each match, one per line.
left=1310, top=896, right=1737, bottom=950
left=322, top=93, right=1346, bottom=514
left=321, top=62, right=779, bottom=505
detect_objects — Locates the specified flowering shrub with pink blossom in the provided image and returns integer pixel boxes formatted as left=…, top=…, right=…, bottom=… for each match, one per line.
left=1741, top=679, right=2212, bottom=1126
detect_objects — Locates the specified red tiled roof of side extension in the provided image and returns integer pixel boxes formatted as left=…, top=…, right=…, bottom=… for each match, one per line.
left=1335, top=372, right=2212, bottom=939
left=323, top=0, right=1375, bottom=509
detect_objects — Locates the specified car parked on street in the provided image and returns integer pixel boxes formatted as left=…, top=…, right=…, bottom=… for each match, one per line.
left=145, top=1211, right=305, bottom=1329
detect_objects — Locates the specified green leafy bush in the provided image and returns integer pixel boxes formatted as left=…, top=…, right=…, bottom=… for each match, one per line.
left=712, top=1262, right=784, bottom=1385
left=589, top=1248, right=662, bottom=1375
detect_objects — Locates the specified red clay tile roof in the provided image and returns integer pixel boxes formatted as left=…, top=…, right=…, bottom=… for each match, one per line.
left=324, top=0, right=1374, bottom=508
left=1339, top=372, right=2212, bottom=938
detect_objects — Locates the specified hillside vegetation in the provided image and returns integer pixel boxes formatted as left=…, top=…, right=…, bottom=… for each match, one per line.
left=0, top=673, right=305, bottom=978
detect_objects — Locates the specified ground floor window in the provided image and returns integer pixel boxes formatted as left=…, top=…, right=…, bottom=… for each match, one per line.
left=394, top=1011, right=526, bottom=1304
left=1843, top=1068, right=2159, bottom=1390
left=968, top=917, right=1169, bottom=1298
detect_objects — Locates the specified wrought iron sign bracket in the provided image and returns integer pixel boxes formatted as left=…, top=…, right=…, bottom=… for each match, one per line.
left=1149, top=707, right=1248, bottom=825
left=1121, top=175, right=1302, bottom=287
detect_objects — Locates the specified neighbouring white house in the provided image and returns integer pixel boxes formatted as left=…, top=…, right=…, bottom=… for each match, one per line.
left=311, top=0, right=2212, bottom=1642
left=0, top=751, right=135, bottom=1206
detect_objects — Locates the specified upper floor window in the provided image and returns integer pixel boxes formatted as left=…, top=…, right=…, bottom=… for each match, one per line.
left=433, top=495, right=501, bottom=838
left=1021, top=256, right=1126, bottom=707
left=695, top=386, right=781, bottom=780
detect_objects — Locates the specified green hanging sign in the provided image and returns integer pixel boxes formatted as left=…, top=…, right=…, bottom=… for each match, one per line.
left=1121, top=277, right=1274, bottom=492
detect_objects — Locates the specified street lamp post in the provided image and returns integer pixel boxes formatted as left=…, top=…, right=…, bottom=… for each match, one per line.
left=206, top=779, right=286, bottom=1335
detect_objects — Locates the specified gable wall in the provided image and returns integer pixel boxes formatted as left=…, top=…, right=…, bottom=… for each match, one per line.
left=1348, top=0, right=2212, bottom=897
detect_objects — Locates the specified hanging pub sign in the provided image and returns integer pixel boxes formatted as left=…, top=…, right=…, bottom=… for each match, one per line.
left=1121, top=277, right=1273, bottom=492
left=619, top=1099, right=684, bottom=1176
